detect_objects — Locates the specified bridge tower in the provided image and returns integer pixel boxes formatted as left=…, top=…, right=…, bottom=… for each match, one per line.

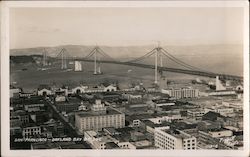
left=154, top=42, right=164, bottom=84
left=42, top=48, right=48, bottom=66
left=93, top=46, right=102, bottom=75
left=94, top=47, right=97, bottom=74
left=159, top=44, right=163, bottom=68
left=154, top=47, right=158, bottom=84
left=97, top=60, right=101, bottom=74
left=159, top=47, right=163, bottom=76
left=155, top=42, right=167, bottom=89
left=61, top=48, right=67, bottom=69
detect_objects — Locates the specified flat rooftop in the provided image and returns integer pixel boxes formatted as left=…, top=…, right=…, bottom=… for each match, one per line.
left=105, top=142, right=120, bottom=149
left=142, top=119, right=171, bottom=128
left=187, top=108, right=205, bottom=112
left=163, top=87, right=194, bottom=90
left=56, top=97, right=82, bottom=104
left=76, top=107, right=123, bottom=117
left=163, top=129, right=192, bottom=139
left=125, top=114, right=156, bottom=121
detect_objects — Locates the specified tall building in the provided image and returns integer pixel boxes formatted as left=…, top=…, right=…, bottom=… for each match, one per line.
left=75, top=100, right=125, bottom=133
left=155, top=128, right=197, bottom=150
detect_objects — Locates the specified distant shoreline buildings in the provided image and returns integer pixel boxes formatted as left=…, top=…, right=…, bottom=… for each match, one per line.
left=161, top=88, right=199, bottom=99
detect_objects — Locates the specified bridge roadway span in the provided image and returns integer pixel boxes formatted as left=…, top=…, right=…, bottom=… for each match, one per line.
left=64, top=58, right=243, bottom=81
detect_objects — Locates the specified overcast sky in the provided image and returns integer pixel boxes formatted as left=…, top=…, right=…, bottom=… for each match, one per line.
left=10, top=7, right=244, bottom=49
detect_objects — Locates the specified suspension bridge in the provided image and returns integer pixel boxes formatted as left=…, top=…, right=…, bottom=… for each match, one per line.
left=42, top=45, right=243, bottom=83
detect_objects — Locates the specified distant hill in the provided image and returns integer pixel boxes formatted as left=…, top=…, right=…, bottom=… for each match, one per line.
left=10, top=45, right=155, bottom=59
left=10, top=44, right=243, bottom=76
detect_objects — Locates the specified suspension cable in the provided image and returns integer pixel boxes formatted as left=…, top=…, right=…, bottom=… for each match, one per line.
left=125, top=48, right=157, bottom=63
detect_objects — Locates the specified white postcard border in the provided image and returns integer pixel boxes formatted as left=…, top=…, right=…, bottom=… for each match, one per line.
left=1, top=1, right=249, bottom=157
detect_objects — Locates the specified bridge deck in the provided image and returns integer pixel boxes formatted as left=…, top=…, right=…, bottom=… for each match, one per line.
left=53, top=58, right=243, bottom=81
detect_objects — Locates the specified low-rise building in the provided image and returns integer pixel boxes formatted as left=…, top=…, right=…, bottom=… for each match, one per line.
left=10, top=126, right=22, bottom=136
left=125, top=94, right=144, bottom=104
left=10, top=116, right=22, bottom=128
left=187, top=109, right=207, bottom=119
left=72, top=85, right=88, bottom=94
left=161, top=88, right=199, bottom=99
left=205, top=104, right=234, bottom=117
left=103, top=84, right=117, bottom=92
left=58, top=86, right=69, bottom=96
left=208, top=129, right=233, bottom=138
left=117, top=141, right=136, bottom=149
left=125, top=114, right=156, bottom=127
left=148, top=114, right=182, bottom=125
left=131, top=140, right=153, bottom=149
left=24, top=103, right=45, bottom=112
left=198, top=130, right=231, bottom=149
left=55, top=97, right=81, bottom=113
left=202, top=111, right=224, bottom=122
left=152, top=99, right=175, bottom=108
left=10, top=87, right=21, bottom=98
left=208, top=90, right=236, bottom=96
left=29, top=111, right=50, bottom=123
left=141, top=120, right=170, bottom=134
left=56, top=102, right=80, bottom=113
left=84, top=130, right=137, bottom=149
left=213, top=107, right=234, bottom=117
left=130, top=131, right=147, bottom=141
left=197, top=120, right=222, bottom=131
left=31, top=141, right=87, bottom=149
left=104, top=127, right=121, bottom=136
left=131, top=119, right=141, bottom=127
left=223, top=117, right=243, bottom=130
left=19, top=92, right=36, bottom=98
left=43, top=119, right=65, bottom=137
left=84, top=131, right=119, bottom=149
left=22, top=125, right=41, bottom=138
left=55, top=95, right=66, bottom=102
left=11, top=110, right=30, bottom=124
left=37, top=85, right=52, bottom=96
left=222, top=100, right=243, bottom=111
left=78, top=104, right=88, bottom=111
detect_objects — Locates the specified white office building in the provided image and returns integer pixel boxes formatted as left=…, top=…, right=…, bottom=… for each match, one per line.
left=75, top=103, right=125, bottom=133
left=155, top=128, right=197, bottom=150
